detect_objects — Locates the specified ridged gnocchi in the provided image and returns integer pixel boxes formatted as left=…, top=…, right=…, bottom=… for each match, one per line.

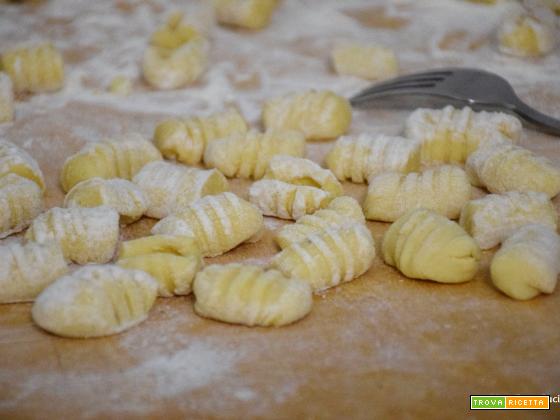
left=64, top=178, right=147, bottom=224
left=405, top=106, right=522, bottom=163
left=32, top=265, right=158, bottom=338
left=0, top=73, right=14, bottom=123
left=193, top=263, right=312, bottom=327
left=0, top=174, right=43, bottom=238
left=325, top=134, right=421, bottom=183
left=213, top=0, right=278, bottom=30
left=60, top=134, right=162, bottom=192
left=0, top=241, right=68, bottom=303
left=0, top=140, right=45, bottom=191
left=203, top=129, right=305, bottom=179
left=364, top=166, right=471, bottom=222
left=331, top=41, right=398, bottom=80
left=459, top=191, right=558, bottom=250
left=25, top=206, right=120, bottom=264
left=382, top=208, right=481, bottom=283
left=154, top=108, right=248, bottom=165
left=491, top=224, right=560, bottom=300
left=466, top=141, right=560, bottom=198
left=274, top=196, right=365, bottom=249
left=262, top=90, right=352, bottom=140
left=152, top=192, right=264, bottom=257
left=118, top=234, right=200, bottom=259
left=271, top=223, right=375, bottom=292
left=133, top=161, right=229, bottom=219
left=498, top=13, right=555, bottom=57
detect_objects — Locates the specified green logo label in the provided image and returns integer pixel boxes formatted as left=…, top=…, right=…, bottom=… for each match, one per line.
left=471, top=396, right=506, bottom=409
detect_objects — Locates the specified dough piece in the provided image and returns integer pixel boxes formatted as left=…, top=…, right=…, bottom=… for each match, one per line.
left=203, top=129, right=305, bottom=179
left=0, top=140, right=45, bottom=191
left=214, top=0, right=278, bottom=30
left=382, top=208, right=481, bottom=283
left=0, top=241, right=68, bottom=303
left=0, top=72, right=14, bottom=123
left=364, top=165, right=471, bottom=222
left=32, top=265, right=157, bottom=338
left=1, top=42, right=64, bottom=93
left=118, top=234, right=200, bottom=259
left=325, top=134, right=421, bottom=183
left=133, top=161, right=229, bottom=219
left=274, top=196, right=365, bottom=249
left=152, top=192, right=264, bottom=257
left=264, top=155, right=342, bottom=197
left=60, top=134, right=162, bottom=192
left=64, top=178, right=147, bottom=224
left=262, top=90, right=352, bottom=140
left=459, top=191, right=558, bottom=250
left=498, top=13, right=555, bottom=57
left=331, top=41, right=398, bottom=80
left=249, top=179, right=331, bottom=220
left=0, top=174, right=43, bottom=238
left=25, top=206, right=120, bottom=264
left=491, top=224, right=560, bottom=300
left=154, top=108, right=248, bottom=165
left=193, top=263, right=312, bottom=327
left=405, top=106, right=522, bottom=163
left=466, top=141, right=560, bottom=198
left=271, top=223, right=375, bottom=292
left=108, top=75, right=132, bottom=96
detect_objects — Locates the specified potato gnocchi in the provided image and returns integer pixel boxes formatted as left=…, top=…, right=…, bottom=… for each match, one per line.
left=364, top=165, right=471, bottom=222
left=331, top=41, right=398, bottom=80
left=382, top=208, right=481, bottom=283
left=0, top=174, right=43, bottom=238
left=32, top=265, right=158, bottom=338
left=213, top=0, right=278, bottom=30
left=0, top=73, right=14, bottom=123
left=0, top=140, right=45, bottom=191
left=498, top=13, right=555, bottom=57
left=193, top=263, right=312, bottom=327
left=118, top=234, right=200, bottom=259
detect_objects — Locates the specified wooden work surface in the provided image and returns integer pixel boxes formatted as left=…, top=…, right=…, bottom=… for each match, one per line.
left=1, top=1, right=560, bottom=418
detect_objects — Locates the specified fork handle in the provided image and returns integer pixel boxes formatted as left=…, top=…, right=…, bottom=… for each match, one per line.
left=510, top=99, right=560, bottom=137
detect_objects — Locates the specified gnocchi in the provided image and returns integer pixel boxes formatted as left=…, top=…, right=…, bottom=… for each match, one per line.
left=118, top=234, right=200, bottom=259
left=0, top=140, right=45, bottom=191
left=331, top=41, right=398, bottom=80
left=0, top=72, right=14, bottom=123
left=498, top=13, right=555, bottom=57
left=213, top=0, right=278, bottom=30
left=0, top=174, right=43, bottom=238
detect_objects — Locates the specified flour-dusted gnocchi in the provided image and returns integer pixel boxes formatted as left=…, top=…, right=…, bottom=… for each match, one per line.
left=1, top=42, right=64, bottom=93
left=466, top=141, right=560, bottom=198
left=0, top=241, right=68, bottom=303
left=264, top=155, right=342, bottom=197
left=271, top=223, right=375, bottom=292
left=498, top=13, right=555, bottom=57
left=32, top=265, right=157, bottom=338
left=331, top=41, right=398, bottom=80
left=133, top=161, right=229, bottom=219
left=60, top=134, right=162, bottom=192
left=405, top=106, right=522, bottom=163
left=325, top=134, right=421, bottom=183
left=249, top=180, right=331, bottom=220
left=154, top=108, right=248, bottom=165
left=0, top=73, right=14, bottom=123
left=64, top=178, right=147, bottom=224
left=118, top=234, right=200, bottom=259
left=0, top=174, right=43, bottom=238
left=25, top=206, right=120, bottom=264
left=203, top=129, right=305, bottom=179
left=274, top=196, right=365, bottom=249
left=491, top=224, right=560, bottom=300
left=193, top=263, right=312, bottom=327
left=364, top=166, right=471, bottom=222
left=152, top=192, right=263, bottom=257
left=0, top=140, right=45, bottom=191
left=213, top=0, right=278, bottom=30
left=262, top=90, right=352, bottom=140
left=382, top=208, right=481, bottom=283
left=459, top=191, right=557, bottom=250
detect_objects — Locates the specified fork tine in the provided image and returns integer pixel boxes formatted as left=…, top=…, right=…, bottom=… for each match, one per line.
left=350, top=84, right=441, bottom=106
left=352, top=72, right=451, bottom=100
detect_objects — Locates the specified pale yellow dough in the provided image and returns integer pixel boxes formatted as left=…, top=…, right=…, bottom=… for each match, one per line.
left=0, top=72, right=14, bottom=123
left=0, top=174, right=43, bottom=239
left=0, top=140, right=45, bottom=191
left=331, top=41, right=398, bottom=80
left=213, top=0, right=278, bottom=30
left=498, top=14, right=555, bottom=57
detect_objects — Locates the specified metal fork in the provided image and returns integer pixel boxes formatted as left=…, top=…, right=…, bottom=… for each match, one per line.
left=350, top=67, right=560, bottom=136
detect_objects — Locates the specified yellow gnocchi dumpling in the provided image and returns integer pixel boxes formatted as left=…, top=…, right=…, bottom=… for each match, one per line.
left=262, top=90, right=352, bottom=141
left=364, top=166, right=471, bottom=222
left=154, top=108, right=248, bottom=165
left=0, top=241, right=68, bottom=303
left=405, top=106, right=522, bottom=163
left=331, top=41, right=398, bottom=80
left=325, top=134, right=421, bottom=183
left=64, top=178, right=147, bottom=224
left=0, top=174, right=43, bottom=238
left=274, top=196, right=365, bottom=249
left=32, top=265, right=157, bottom=338
left=382, top=208, right=481, bottom=283
left=0, top=140, right=45, bottom=191
left=0, top=72, right=14, bottom=123
left=249, top=180, right=332, bottom=220
left=1, top=42, right=64, bottom=93
left=491, top=224, right=560, bottom=300
left=60, top=134, right=162, bottom=192
left=193, top=263, right=312, bottom=327
left=498, top=13, right=555, bottom=57
left=466, top=141, right=560, bottom=199
left=152, top=192, right=264, bottom=257
left=213, top=0, right=278, bottom=30
left=271, top=223, right=375, bottom=292
left=459, top=191, right=557, bottom=250
left=25, top=206, right=120, bottom=264
left=133, top=161, right=229, bottom=219
left=203, top=129, right=305, bottom=179
left=118, top=234, right=200, bottom=259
